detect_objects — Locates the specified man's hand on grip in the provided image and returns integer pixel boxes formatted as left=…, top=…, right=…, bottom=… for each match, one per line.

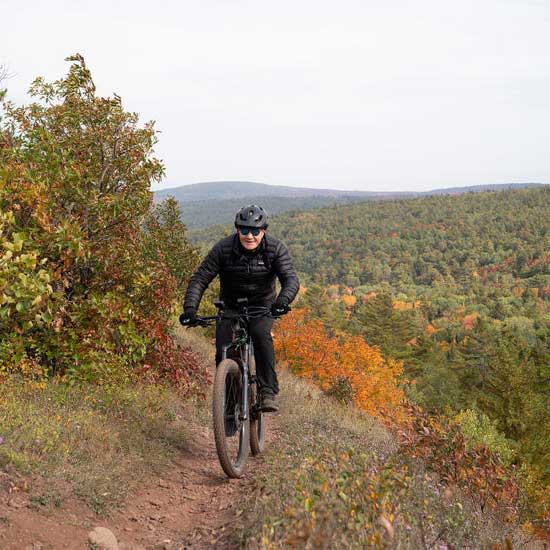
left=179, top=310, right=197, bottom=326
left=271, top=302, right=290, bottom=317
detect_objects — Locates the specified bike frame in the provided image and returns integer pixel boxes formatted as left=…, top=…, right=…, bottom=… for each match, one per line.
left=219, top=310, right=255, bottom=422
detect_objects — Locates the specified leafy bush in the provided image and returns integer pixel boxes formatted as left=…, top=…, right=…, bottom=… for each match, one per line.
left=0, top=55, right=204, bottom=392
left=0, top=210, right=55, bottom=374
left=274, top=308, right=406, bottom=421
left=454, top=409, right=516, bottom=466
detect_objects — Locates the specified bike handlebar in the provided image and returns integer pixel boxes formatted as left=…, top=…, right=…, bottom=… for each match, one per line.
left=180, top=305, right=291, bottom=328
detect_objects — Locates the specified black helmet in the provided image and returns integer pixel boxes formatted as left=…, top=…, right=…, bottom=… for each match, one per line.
left=234, top=204, right=269, bottom=228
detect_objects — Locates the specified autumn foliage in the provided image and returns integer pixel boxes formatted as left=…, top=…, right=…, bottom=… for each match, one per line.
left=400, top=402, right=521, bottom=514
left=273, top=308, right=550, bottom=536
left=0, top=55, right=206, bottom=394
left=274, top=308, right=406, bottom=420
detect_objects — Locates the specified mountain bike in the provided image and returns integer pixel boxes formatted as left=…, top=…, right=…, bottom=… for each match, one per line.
left=183, top=298, right=286, bottom=478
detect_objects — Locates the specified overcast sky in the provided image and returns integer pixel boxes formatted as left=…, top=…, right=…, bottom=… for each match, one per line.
left=2, top=0, right=550, bottom=191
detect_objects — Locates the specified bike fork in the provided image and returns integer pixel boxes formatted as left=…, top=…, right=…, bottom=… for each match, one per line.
left=240, top=343, right=250, bottom=421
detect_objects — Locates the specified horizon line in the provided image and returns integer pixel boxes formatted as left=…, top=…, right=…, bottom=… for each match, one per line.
left=151, top=180, right=549, bottom=194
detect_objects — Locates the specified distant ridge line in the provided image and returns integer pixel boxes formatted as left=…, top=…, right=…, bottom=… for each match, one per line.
left=153, top=181, right=547, bottom=202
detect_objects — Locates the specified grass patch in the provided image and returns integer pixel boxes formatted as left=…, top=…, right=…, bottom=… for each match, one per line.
left=238, top=371, right=538, bottom=548
left=175, top=324, right=215, bottom=367
left=174, top=325, right=215, bottom=428
left=0, top=378, right=189, bottom=514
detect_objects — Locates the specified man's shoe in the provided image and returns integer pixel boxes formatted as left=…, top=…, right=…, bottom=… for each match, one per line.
left=259, top=392, right=279, bottom=413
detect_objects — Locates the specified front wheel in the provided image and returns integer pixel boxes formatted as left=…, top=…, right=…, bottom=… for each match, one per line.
left=212, top=359, right=249, bottom=478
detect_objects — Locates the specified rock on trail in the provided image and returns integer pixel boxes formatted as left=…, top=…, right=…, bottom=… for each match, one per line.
left=88, top=527, right=119, bottom=549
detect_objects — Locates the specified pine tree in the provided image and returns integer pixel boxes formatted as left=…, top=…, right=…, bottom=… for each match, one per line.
left=354, top=292, right=418, bottom=359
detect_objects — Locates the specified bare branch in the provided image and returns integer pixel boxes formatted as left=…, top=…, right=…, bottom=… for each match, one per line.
left=0, top=64, right=13, bottom=86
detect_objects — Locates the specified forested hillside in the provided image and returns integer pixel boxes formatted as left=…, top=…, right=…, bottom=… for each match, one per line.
left=195, top=186, right=549, bottom=311
left=268, top=188, right=550, bottom=526
left=271, top=186, right=549, bottom=296
left=156, top=180, right=543, bottom=228
left=174, top=195, right=378, bottom=229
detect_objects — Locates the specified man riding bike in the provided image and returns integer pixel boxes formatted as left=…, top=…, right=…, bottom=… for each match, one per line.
left=180, top=204, right=300, bottom=412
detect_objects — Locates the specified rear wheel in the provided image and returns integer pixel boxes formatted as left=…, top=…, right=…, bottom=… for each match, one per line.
left=249, top=383, right=266, bottom=455
left=212, top=359, right=249, bottom=478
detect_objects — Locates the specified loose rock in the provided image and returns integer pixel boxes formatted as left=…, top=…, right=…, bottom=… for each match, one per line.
left=88, top=526, right=118, bottom=550
left=7, top=498, right=22, bottom=509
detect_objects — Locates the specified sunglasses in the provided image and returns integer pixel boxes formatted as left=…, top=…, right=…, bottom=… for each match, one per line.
left=238, top=226, right=262, bottom=237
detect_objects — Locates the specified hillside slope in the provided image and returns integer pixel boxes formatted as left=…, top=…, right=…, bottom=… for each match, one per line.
left=154, top=180, right=544, bottom=203
left=153, top=181, right=394, bottom=202
left=239, top=372, right=540, bottom=548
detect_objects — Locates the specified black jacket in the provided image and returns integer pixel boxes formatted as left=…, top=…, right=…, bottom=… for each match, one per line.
left=183, top=233, right=300, bottom=313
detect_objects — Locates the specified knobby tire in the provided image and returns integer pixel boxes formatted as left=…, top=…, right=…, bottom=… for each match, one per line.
left=212, top=359, right=249, bottom=478
left=249, top=354, right=266, bottom=455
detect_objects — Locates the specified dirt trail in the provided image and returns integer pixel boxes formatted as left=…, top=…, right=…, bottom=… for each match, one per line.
left=110, top=419, right=272, bottom=549
left=0, top=415, right=274, bottom=549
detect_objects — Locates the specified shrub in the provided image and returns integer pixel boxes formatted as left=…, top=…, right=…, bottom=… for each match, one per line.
left=0, top=55, right=204, bottom=392
left=454, top=409, right=516, bottom=466
left=238, top=373, right=529, bottom=549
left=274, top=308, right=407, bottom=421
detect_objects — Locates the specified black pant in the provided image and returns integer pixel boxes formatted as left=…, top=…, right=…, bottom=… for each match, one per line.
left=215, top=315, right=278, bottom=395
